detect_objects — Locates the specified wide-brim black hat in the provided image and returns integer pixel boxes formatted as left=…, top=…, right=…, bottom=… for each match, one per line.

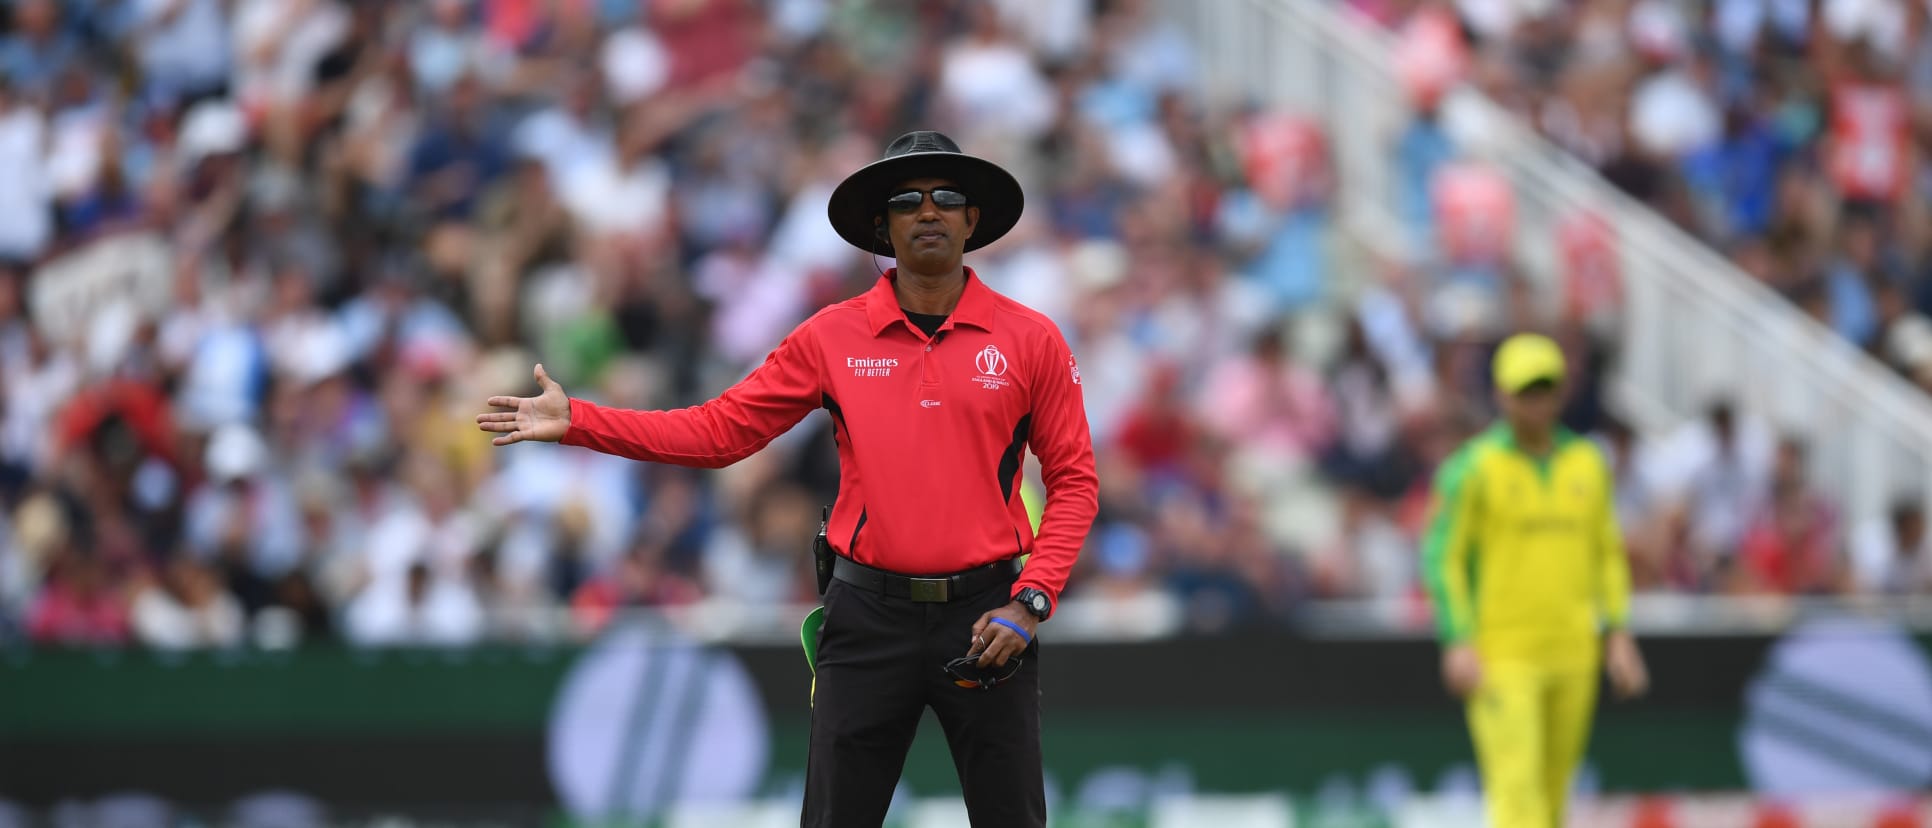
left=827, top=131, right=1024, bottom=255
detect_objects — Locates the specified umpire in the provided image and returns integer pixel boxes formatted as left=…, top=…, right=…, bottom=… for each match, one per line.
left=477, top=131, right=1099, bottom=827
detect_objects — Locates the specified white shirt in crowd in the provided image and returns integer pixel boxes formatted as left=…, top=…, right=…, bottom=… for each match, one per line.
left=176, top=322, right=270, bottom=430
left=1066, top=325, right=1147, bottom=446
left=976, top=237, right=1076, bottom=330
left=994, top=0, right=1092, bottom=61
left=1713, top=0, right=1811, bottom=54
left=560, top=155, right=672, bottom=239
left=484, top=445, right=638, bottom=582
left=135, top=0, right=232, bottom=98
left=701, top=529, right=797, bottom=608
left=1630, top=69, right=1721, bottom=159
left=1104, top=4, right=1196, bottom=97
left=696, top=251, right=809, bottom=367
left=183, top=476, right=305, bottom=577
left=360, top=503, right=483, bottom=585
left=342, top=72, right=422, bottom=189
left=345, top=576, right=484, bottom=647
left=0, top=347, right=79, bottom=473
left=132, top=582, right=245, bottom=650
left=1821, top=0, right=1909, bottom=63
left=0, top=103, right=50, bottom=260
left=599, top=27, right=668, bottom=105
left=1850, top=516, right=1932, bottom=594
left=408, top=10, right=513, bottom=94
left=939, top=37, right=1057, bottom=141
left=345, top=489, right=487, bottom=647
left=764, top=177, right=857, bottom=276
left=1641, top=411, right=1776, bottom=557
left=232, top=0, right=350, bottom=110
left=512, top=107, right=612, bottom=186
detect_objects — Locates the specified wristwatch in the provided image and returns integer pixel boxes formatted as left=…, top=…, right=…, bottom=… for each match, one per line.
left=1014, top=587, right=1052, bottom=621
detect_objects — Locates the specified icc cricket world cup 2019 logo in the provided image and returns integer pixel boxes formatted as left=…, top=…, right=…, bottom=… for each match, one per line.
left=973, top=345, right=1011, bottom=390
left=1739, top=617, right=1932, bottom=794
left=548, top=624, right=771, bottom=821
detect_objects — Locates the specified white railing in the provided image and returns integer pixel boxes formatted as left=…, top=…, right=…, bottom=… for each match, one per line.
left=1161, top=0, right=1932, bottom=529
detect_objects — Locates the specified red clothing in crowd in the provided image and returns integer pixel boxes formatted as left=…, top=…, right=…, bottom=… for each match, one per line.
left=28, top=581, right=131, bottom=646
left=1738, top=495, right=1839, bottom=593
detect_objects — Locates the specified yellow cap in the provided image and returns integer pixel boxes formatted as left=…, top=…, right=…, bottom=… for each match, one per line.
left=1492, top=333, right=1567, bottom=394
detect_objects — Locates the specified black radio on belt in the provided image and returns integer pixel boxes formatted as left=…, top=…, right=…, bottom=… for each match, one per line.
left=813, top=505, right=834, bottom=595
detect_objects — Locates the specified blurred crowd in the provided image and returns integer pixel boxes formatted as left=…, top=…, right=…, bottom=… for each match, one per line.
left=1, top=0, right=1926, bottom=651
left=1345, top=0, right=1932, bottom=614
left=1366, top=0, right=1932, bottom=391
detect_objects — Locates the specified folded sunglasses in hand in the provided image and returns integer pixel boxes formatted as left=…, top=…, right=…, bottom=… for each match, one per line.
left=943, top=654, right=1023, bottom=690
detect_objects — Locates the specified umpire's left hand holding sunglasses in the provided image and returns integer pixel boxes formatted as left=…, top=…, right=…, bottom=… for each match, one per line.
left=949, top=600, right=1039, bottom=688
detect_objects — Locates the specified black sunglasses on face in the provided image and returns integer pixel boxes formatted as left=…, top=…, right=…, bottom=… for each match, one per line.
left=1514, top=378, right=1559, bottom=397
left=885, top=188, right=970, bottom=214
left=944, top=654, right=1022, bottom=689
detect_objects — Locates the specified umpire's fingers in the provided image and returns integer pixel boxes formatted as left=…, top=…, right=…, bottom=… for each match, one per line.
left=966, top=611, right=993, bottom=657
left=976, top=625, right=1023, bottom=668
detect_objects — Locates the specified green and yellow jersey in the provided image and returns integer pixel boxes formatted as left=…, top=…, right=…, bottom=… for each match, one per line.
left=1422, top=424, right=1631, bottom=664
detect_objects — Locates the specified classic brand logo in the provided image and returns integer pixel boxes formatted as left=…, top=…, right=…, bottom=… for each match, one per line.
left=920, top=400, right=942, bottom=408
left=847, top=356, right=899, bottom=378
left=972, top=345, right=1011, bottom=390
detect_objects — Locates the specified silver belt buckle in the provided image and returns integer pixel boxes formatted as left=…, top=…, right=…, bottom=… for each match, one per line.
left=908, top=577, right=950, bottom=602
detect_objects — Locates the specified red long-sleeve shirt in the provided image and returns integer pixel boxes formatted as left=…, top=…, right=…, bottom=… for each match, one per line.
left=561, top=269, right=1098, bottom=606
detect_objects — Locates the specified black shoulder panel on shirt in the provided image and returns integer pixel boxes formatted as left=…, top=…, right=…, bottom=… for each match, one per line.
left=997, top=414, right=1032, bottom=503
left=823, top=392, right=862, bottom=554
left=823, top=393, right=851, bottom=442
left=848, top=508, right=867, bottom=555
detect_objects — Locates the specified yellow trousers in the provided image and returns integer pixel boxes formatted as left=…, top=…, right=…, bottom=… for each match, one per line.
left=1466, top=657, right=1598, bottom=828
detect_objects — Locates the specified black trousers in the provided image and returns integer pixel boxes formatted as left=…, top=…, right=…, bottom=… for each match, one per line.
left=801, top=574, right=1044, bottom=827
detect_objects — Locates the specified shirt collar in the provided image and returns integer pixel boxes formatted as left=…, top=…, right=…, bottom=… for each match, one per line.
left=1489, top=422, right=1577, bottom=457
left=863, top=267, right=997, bottom=337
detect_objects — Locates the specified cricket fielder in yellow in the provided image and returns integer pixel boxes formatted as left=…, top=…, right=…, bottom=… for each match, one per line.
left=1423, top=334, right=1650, bottom=828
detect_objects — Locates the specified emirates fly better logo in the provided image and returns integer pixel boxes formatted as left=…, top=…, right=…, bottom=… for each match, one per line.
left=847, top=356, right=898, bottom=377
left=972, top=345, right=1011, bottom=390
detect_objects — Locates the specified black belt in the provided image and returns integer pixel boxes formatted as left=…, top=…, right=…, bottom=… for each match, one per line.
left=831, top=556, right=1021, bottom=603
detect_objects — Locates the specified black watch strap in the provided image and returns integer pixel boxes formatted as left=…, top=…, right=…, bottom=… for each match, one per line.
left=1015, top=587, right=1051, bottom=621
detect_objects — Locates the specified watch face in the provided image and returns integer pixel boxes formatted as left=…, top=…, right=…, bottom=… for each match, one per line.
left=1028, top=593, right=1048, bottom=614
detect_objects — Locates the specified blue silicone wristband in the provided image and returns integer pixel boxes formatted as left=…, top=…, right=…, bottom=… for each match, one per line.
left=989, top=616, right=1032, bottom=645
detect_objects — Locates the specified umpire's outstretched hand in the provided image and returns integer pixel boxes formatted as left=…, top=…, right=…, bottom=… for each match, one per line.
left=967, top=601, right=1039, bottom=668
left=476, top=364, right=572, bottom=446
